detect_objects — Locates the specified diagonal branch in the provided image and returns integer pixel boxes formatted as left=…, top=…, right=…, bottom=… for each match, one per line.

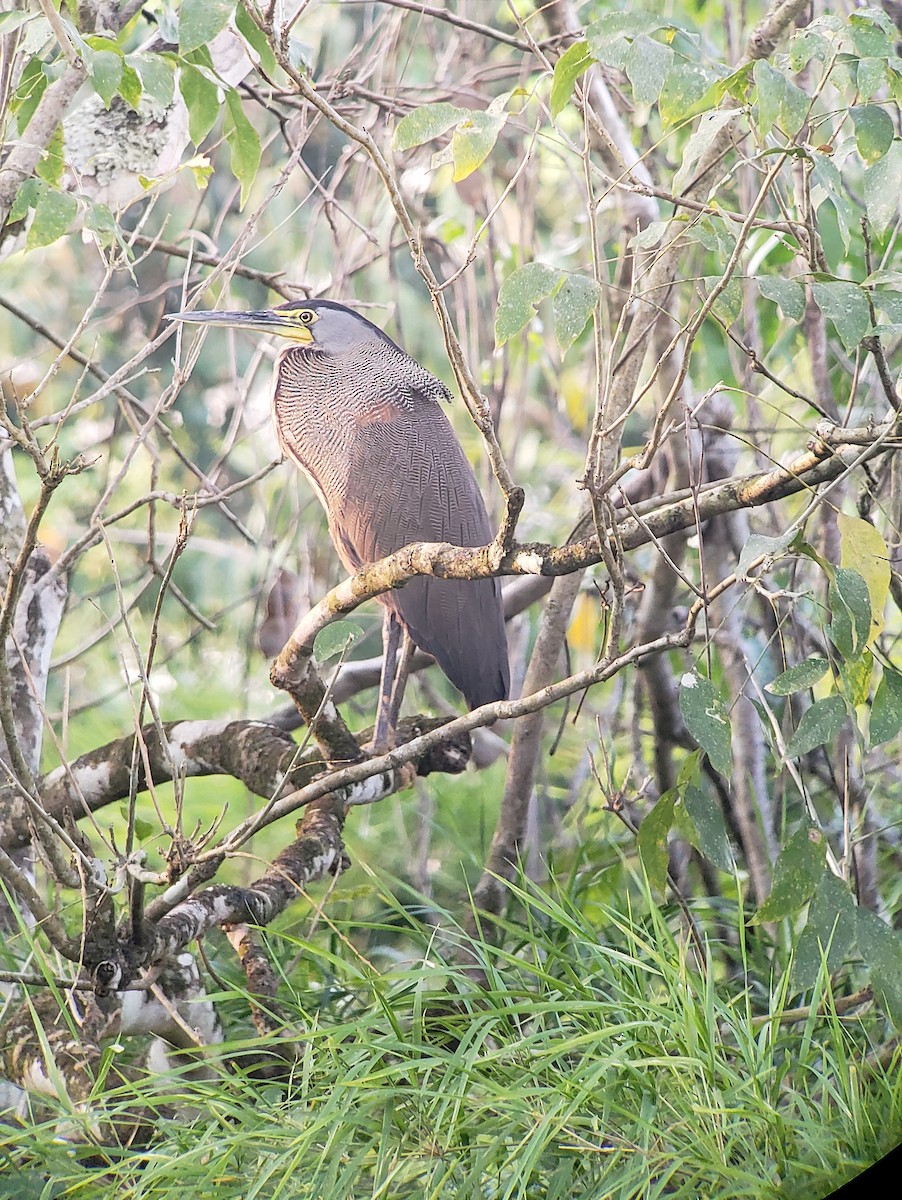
left=273, top=421, right=900, bottom=689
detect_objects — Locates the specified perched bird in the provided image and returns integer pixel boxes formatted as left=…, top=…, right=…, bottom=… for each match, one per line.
left=169, top=299, right=510, bottom=739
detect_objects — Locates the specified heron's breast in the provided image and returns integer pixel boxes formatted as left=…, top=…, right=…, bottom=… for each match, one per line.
left=273, top=346, right=408, bottom=511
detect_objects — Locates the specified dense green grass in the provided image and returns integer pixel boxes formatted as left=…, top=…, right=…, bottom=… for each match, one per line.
left=2, top=868, right=898, bottom=1200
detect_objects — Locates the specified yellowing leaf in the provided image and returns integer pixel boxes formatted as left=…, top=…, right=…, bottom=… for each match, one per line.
left=567, top=592, right=598, bottom=655
left=561, top=368, right=588, bottom=430
left=187, top=155, right=213, bottom=190
left=451, top=111, right=506, bottom=181
left=838, top=513, right=890, bottom=644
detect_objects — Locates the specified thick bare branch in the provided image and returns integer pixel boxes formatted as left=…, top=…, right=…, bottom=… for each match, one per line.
left=272, top=422, right=900, bottom=689
left=2, top=715, right=470, bottom=853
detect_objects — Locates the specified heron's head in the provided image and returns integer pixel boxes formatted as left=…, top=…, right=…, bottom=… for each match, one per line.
left=167, top=299, right=392, bottom=353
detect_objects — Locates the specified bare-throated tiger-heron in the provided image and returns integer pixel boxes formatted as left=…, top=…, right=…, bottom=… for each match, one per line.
left=170, top=300, right=510, bottom=743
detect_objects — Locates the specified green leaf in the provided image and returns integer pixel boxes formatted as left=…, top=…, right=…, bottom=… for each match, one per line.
left=128, top=53, right=176, bottom=108
left=791, top=871, right=857, bottom=990
left=552, top=274, right=600, bottom=354
left=179, top=62, right=220, bottom=146
left=754, top=60, right=781, bottom=135
left=13, top=56, right=48, bottom=134
left=25, top=185, right=78, bottom=250
left=736, top=530, right=796, bottom=579
left=0, top=10, right=35, bottom=34
left=134, top=815, right=155, bottom=842
left=659, top=61, right=718, bottom=128
left=849, top=9, right=897, bottom=58
left=84, top=199, right=119, bottom=248
left=179, top=0, right=235, bottom=54
left=672, top=109, right=737, bottom=194
left=638, top=790, right=676, bottom=894
left=630, top=218, right=671, bottom=251
left=791, top=536, right=827, bottom=571
left=751, top=825, right=826, bottom=924
left=392, top=102, right=467, bottom=151
left=118, top=62, right=142, bottom=110
left=84, top=45, right=123, bottom=109
left=287, top=36, right=312, bottom=74
left=703, top=276, right=742, bottom=327
left=587, top=11, right=668, bottom=68
left=838, top=514, right=889, bottom=645
left=780, top=76, right=810, bottom=135
left=685, top=215, right=736, bottom=259
left=224, top=88, right=261, bottom=209
left=495, top=263, right=561, bottom=346
left=810, top=281, right=870, bottom=353
left=870, top=285, right=902, bottom=323
left=550, top=40, right=595, bottom=117
left=624, top=34, right=673, bottom=106
left=9, top=178, right=38, bottom=224
left=676, top=748, right=704, bottom=788
left=790, top=27, right=830, bottom=72
left=828, top=567, right=871, bottom=659
left=236, top=1, right=279, bottom=78
left=313, top=620, right=364, bottom=663
left=679, top=672, right=731, bottom=777
left=856, top=909, right=902, bottom=1027
left=851, top=104, right=894, bottom=164
left=35, top=123, right=64, bottom=188
left=756, top=276, right=806, bottom=321
left=754, top=60, right=809, bottom=136
left=784, top=694, right=847, bottom=759
left=810, top=151, right=853, bottom=251
left=451, top=110, right=506, bottom=181
left=870, top=666, right=902, bottom=746
left=856, top=57, right=888, bottom=102
left=681, top=784, right=733, bottom=870
left=766, top=658, right=830, bottom=696
left=119, top=805, right=155, bottom=842
left=863, top=141, right=902, bottom=237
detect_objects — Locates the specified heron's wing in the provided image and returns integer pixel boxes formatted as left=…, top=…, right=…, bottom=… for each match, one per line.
left=334, top=398, right=509, bottom=709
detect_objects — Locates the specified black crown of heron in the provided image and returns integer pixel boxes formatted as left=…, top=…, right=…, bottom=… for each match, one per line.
left=170, top=299, right=510, bottom=726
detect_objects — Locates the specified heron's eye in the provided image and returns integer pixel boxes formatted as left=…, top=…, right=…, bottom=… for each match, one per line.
left=298, top=310, right=315, bottom=324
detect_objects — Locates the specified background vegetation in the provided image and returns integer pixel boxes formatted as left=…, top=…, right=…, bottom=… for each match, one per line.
left=0, top=0, right=901, bottom=1196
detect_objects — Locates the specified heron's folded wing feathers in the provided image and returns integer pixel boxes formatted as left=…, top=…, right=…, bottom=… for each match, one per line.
left=336, top=398, right=509, bottom=708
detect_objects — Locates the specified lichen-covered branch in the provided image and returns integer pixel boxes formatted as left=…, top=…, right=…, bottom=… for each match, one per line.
left=2, top=715, right=469, bottom=853
left=141, top=795, right=348, bottom=971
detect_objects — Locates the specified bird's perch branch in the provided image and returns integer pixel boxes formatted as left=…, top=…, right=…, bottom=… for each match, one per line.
left=271, top=417, right=898, bottom=689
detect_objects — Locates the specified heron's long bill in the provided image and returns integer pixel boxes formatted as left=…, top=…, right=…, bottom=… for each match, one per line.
left=167, top=309, right=314, bottom=342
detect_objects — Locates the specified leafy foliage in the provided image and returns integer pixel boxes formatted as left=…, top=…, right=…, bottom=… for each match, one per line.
left=2, top=875, right=900, bottom=1199
left=1, top=0, right=901, bottom=1188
